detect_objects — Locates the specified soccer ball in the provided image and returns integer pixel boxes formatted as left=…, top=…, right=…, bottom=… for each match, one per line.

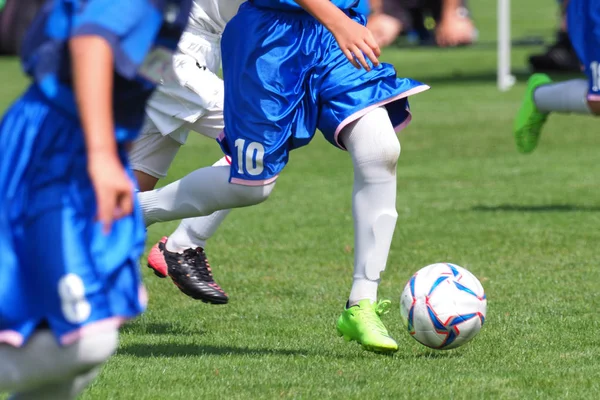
left=400, top=263, right=487, bottom=350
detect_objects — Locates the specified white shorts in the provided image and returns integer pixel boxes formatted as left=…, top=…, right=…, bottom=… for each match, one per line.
left=129, top=132, right=182, bottom=179
left=132, top=27, right=225, bottom=178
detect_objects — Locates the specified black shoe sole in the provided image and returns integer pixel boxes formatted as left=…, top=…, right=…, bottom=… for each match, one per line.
left=170, top=278, right=229, bottom=305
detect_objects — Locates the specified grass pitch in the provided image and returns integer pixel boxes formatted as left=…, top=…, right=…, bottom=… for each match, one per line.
left=1, top=0, right=599, bottom=398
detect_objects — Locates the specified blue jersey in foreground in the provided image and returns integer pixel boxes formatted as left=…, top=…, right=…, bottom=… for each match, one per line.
left=567, top=0, right=600, bottom=100
left=0, top=0, right=192, bottom=348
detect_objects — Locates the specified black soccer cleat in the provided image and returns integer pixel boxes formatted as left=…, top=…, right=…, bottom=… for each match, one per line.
left=528, top=32, right=581, bottom=73
left=148, top=237, right=229, bottom=304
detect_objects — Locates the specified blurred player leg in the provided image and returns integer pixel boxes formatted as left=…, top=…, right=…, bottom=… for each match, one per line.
left=0, top=329, right=118, bottom=399
left=534, top=78, right=591, bottom=114
left=514, top=0, right=599, bottom=153
left=335, top=107, right=400, bottom=354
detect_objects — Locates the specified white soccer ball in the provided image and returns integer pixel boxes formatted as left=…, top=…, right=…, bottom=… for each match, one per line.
left=400, top=263, right=487, bottom=350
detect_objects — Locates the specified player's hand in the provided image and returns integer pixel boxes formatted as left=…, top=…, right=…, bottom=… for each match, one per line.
left=435, top=14, right=475, bottom=48
left=88, top=151, right=134, bottom=234
left=330, top=18, right=381, bottom=71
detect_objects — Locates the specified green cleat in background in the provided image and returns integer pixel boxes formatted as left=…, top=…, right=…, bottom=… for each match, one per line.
left=337, top=299, right=398, bottom=354
left=514, top=73, right=553, bottom=153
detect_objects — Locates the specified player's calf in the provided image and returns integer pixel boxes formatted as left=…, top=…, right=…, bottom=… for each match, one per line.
left=139, top=166, right=275, bottom=227
left=0, top=328, right=118, bottom=397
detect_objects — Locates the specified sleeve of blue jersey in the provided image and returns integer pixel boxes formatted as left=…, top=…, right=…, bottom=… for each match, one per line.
left=71, top=0, right=163, bottom=79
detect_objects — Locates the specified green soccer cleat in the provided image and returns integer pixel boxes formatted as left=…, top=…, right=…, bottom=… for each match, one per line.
left=336, top=299, right=398, bottom=354
left=514, top=73, right=553, bottom=153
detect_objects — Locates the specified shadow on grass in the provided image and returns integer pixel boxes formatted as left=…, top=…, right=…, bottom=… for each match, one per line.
left=471, top=204, right=600, bottom=213
left=121, top=322, right=203, bottom=336
left=119, top=342, right=466, bottom=360
left=412, top=70, right=534, bottom=85
left=119, top=343, right=310, bottom=358
left=412, top=350, right=459, bottom=359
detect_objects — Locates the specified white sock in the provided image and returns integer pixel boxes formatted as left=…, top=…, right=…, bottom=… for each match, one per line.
left=0, top=329, right=118, bottom=396
left=534, top=79, right=592, bottom=114
left=10, top=368, right=101, bottom=400
left=166, top=211, right=230, bottom=252
left=165, top=157, right=232, bottom=253
left=139, top=166, right=274, bottom=227
left=341, top=107, right=400, bottom=306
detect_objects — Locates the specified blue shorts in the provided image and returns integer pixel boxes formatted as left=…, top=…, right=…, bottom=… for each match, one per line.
left=568, top=0, right=600, bottom=100
left=0, top=85, right=147, bottom=347
left=218, top=2, right=429, bottom=185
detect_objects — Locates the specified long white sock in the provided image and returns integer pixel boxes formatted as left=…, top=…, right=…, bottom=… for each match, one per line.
left=139, top=165, right=274, bottom=227
left=166, top=210, right=230, bottom=252
left=534, top=79, right=592, bottom=114
left=166, top=157, right=232, bottom=253
left=341, top=107, right=400, bottom=306
left=0, top=329, right=118, bottom=396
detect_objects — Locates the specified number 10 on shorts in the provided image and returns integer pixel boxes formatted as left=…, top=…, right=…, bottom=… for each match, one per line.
left=235, top=139, right=265, bottom=176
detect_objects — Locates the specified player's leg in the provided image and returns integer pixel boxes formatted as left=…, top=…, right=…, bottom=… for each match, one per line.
left=335, top=108, right=401, bottom=353
left=315, top=9, right=429, bottom=353
left=130, top=119, right=231, bottom=304
left=514, top=0, right=599, bottom=153
left=138, top=166, right=274, bottom=226
left=157, top=105, right=231, bottom=241
left=133, top=75, right=233, bottom=302
left=146, top=155, right=232, bottom=304
left=0, top=329, right=117, bottom=399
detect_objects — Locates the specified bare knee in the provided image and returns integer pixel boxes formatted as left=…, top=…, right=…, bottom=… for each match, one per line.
left=134, top=170, right=160, bottom=192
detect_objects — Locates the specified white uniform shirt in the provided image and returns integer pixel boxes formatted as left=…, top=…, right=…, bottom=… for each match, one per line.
left=188, top=0, right=246, bottom=34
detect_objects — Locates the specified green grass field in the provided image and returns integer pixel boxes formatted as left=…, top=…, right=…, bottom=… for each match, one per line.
left=2, top=1, right=600, bottom=398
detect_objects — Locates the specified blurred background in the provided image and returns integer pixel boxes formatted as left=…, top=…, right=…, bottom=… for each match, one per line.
left=0, top=0, right=579, bottom=75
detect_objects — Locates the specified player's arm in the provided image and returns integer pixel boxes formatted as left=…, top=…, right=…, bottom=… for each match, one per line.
left=70, top=36, right=134, bottom=233
left=436, top=0, right=474, bottom=47
left=294, top=0, right=380, bottom=70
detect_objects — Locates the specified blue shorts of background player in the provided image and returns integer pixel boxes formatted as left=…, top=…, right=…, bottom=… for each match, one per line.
left=217, top=1, right=429, bottom=185
left=567, top=0, right=600, bottom=101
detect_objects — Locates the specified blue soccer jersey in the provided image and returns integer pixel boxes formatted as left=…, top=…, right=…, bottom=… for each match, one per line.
left=567, top=0, right=600, bottom=100
left=0, top=0, right=191, bottom=348
left=250, top=0, right=359, bottom=11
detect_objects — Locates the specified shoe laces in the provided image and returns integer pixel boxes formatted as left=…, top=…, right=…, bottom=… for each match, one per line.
left=356, top=300, right=391, bottom=336
left=182, top=248, right=214, bottom=282
left=375, top=299, right=392, bottom=316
